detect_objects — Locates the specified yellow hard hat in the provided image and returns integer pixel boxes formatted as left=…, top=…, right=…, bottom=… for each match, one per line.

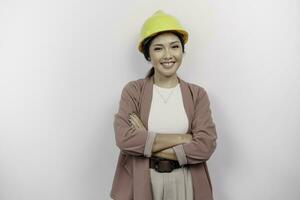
left=138, top=10, right=189, bottom=53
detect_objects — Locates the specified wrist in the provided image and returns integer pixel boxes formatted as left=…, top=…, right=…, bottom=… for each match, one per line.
left=181, top=134, right=192, bottom=144
left=180, top=135, right=186, bottom=144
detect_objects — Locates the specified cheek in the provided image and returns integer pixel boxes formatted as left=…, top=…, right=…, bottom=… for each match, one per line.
left=174, top=51, right=181, bottom=56
left=150, top=54, right=162, bottom=63
left=175, top=53, right=183, bottom=61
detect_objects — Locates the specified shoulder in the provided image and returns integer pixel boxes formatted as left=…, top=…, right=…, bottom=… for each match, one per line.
left=183, top=81, right=212, bottom=109
left=121, top=77, right=147, bottom=95
left=184, top=80, right=208, bottom=99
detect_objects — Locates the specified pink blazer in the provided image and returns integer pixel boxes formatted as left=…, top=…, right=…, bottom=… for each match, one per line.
left=110, top=75, right=217, bottom=200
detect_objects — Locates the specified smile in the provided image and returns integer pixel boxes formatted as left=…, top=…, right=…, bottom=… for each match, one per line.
left=161, top=62, right=175, bottom=68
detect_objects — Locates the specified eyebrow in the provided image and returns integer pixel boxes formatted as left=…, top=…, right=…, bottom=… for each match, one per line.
left=152, top=41, right=180, bottom=46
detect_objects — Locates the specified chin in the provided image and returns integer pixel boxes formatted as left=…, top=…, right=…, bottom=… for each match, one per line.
left=155, top=64, right=180, bottom=77
left=162, top=71, right=177, bottom=77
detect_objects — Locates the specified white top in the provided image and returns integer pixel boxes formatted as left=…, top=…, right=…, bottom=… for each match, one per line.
left=147, top=83, right=193, bottom=200
left=148, top=84, right=189, bottom=133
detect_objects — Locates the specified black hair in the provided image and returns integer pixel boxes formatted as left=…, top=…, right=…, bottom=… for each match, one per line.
left=142, top=31, right=186, bottom=78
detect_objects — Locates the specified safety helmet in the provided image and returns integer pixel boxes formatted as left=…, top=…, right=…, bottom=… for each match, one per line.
left=138, top=10, right=189, bottom=53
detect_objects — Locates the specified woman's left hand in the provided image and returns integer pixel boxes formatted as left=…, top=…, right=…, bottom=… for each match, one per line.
left=129, top=113, right=147, bottom=131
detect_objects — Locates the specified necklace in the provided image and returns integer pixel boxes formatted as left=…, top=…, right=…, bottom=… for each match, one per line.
left=154, top=84, right=178, bottom=103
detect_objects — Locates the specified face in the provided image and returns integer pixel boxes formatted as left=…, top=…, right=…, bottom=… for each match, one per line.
left=149, top=32, right=183, bottom=78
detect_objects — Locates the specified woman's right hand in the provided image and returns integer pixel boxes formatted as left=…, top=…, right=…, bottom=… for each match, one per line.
left=129, top=113, right=147, bottom=132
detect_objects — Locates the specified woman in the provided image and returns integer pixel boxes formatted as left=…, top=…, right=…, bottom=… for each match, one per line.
left=110, top=10, right=217, bottom=200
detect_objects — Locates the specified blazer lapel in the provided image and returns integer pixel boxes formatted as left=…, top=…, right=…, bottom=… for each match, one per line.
left=178, top=76, right=194, bottom=133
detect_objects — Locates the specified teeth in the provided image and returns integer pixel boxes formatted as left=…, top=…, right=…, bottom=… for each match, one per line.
left=162, top=62, right=174, bottom=67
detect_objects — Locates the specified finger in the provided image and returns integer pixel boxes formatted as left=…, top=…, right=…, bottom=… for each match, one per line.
left=131, top=113, right=141, bottom=121
left=130, top=123, right=135, bottom=130
left=131, top=114, right=139, bottom=120
left=129, top=119, right=136, bottom=129
left=132, top=115, right=144, bottom=126
left=135, top=116, right=144, bottom=126
left=130, top=115, right=141, bottom=128
left=130, top=118, right=140, bottom=129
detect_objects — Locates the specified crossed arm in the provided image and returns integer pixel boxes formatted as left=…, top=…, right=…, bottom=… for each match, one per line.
left=129, top=113, right=192, bottom=161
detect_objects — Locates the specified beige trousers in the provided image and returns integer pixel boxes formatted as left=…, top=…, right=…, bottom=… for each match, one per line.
left=111, top=167, right=193, bottom=200
left=150, top=167, right=193, bottom=200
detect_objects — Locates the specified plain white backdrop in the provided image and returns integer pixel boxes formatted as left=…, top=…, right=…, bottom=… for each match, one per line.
left=1, top=0, right=299, bottom=199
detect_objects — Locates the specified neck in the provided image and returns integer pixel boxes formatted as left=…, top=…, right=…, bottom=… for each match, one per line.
left=153, top=73, right=179, bottom=88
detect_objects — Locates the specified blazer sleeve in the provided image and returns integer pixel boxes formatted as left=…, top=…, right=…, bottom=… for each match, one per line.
left=181, top=87, right=217, bottom=165
left=114, top=81, right=156, bottom=157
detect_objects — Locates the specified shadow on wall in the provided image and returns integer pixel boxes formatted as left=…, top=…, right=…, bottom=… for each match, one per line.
left=211, top=96, right=237, bottom=200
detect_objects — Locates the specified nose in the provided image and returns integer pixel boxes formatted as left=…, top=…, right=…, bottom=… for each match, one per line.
left=163, top=48, right=172, bottom=59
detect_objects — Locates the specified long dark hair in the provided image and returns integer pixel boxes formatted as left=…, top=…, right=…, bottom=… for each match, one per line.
left=141, top=31, right=186, bottom=78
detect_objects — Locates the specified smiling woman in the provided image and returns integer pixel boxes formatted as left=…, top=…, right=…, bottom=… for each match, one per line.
left=110, top=10, right=217, bottom=200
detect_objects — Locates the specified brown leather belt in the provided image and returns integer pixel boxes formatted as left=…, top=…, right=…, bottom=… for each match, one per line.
left=149, top=157, right=181, bottom=173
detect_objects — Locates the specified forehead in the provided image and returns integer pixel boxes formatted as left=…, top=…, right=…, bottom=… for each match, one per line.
left=151, top=32, right=180, bottom=45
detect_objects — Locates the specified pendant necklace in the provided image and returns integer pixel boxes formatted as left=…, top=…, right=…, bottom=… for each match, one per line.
left=154, top=84, right=177, bottom=104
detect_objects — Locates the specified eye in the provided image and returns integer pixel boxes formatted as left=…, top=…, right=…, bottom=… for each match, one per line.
left=172, top=45, right=179, bottom=49
left=154, top=47, right=162, bottom=51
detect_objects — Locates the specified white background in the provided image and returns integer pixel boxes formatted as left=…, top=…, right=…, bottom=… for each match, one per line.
left=1, top=0, right=299, bottom=199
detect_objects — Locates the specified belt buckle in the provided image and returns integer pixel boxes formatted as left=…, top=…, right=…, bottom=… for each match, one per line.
left=154, top=162, right=160, bottom=172
left=154, top=160, right=173, bottom=173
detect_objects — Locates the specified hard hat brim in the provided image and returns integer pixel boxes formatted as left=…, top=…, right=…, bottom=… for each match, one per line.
left=138, top=29, right=188, bottom=53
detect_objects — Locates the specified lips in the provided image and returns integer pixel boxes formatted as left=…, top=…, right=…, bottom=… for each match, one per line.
left=161, top=61, right=175, bottom=68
